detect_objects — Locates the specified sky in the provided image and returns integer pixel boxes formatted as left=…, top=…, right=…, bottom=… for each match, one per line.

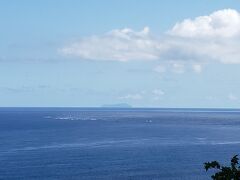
left=1, top=0, right=240, bottom=108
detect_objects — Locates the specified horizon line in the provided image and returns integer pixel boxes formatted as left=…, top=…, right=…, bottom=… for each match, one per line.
left=0, top=106, right=240, bottom=110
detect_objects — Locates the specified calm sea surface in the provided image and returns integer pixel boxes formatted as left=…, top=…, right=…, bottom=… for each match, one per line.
left=1, top=108, right=240, bottom=179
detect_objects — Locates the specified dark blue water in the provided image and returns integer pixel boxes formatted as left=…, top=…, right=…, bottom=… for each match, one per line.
left=1, top=108, right=240, bottom=179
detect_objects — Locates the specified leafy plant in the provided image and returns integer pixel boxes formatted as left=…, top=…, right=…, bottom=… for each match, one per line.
left=204, top=155, right=240, bottom=179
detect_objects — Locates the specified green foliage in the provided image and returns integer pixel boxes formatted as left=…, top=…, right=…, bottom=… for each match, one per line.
left=204, top=155, right=240, bottom=180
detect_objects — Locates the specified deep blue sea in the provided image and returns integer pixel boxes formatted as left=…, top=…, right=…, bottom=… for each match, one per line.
left=1, top=108, right=240, bottom=179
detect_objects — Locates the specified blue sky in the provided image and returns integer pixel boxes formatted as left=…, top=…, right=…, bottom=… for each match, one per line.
left=1, top=0, right=240, bottom=107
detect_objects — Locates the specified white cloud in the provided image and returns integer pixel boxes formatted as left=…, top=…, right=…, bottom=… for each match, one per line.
left=118, top=89, right=165, bottom=101
left=228, top=93, right=238, bottom=101
left=192, top=64, right=202, bottom=73
left=61, top=27, right=163, bottom=62
left=169, top=9, right=240, bottom=38
left=61, top=9, right=240, bottom=66
left=206, top=96, right=216, bottom=101
left=152, top=89, right=164, bottom=100
left=171, top=63, right=185, bottom=74
left=165, top=9, right=240, bottom=65
left=152, top=89, right=164, bottom=96
left=161, top=36, right=240, bottom=64
left=119, top=93, right=143, bottom=100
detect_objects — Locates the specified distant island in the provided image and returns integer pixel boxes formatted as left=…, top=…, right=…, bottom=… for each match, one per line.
left=101, top=103, right=132, bottom=108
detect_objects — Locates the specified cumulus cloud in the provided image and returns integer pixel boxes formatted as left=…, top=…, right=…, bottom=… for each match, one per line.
left=169, top=9, right=240, bottom=38
left=166, top=9, right=240, bottom=65
left=61, top=9, right=240, bottom=66
left=61, top=27, right=163, bottom=62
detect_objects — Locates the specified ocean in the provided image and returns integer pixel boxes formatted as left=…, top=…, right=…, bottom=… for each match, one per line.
left=0, top=108, right=240, bottom=179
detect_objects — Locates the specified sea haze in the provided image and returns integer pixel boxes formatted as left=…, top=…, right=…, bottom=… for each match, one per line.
left=0, top=108, right=240, bottom=179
